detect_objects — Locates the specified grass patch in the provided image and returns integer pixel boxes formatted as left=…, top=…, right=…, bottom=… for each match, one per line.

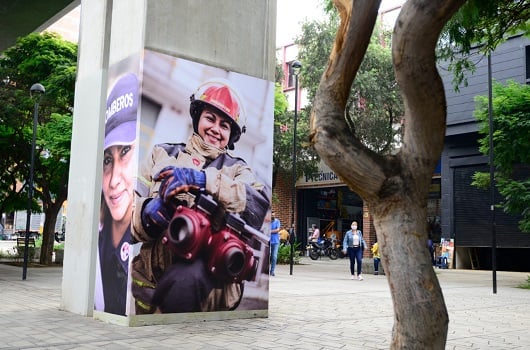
left=517, top=275, right=530, bottom=289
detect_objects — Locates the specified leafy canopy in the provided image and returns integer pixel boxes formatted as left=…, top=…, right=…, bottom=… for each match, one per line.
left=472, top=80, right=530, bottom=232
left=272, top=3, right=404, bottom=192
left=0, top=32, right=76, bottom=263
left=0, top=32, right=76, bottom=211
left=273, top=82, right=319, bottom=187
left=296, top=9, right=403, bottom=154
left=438, top=0, right=530, bottom=89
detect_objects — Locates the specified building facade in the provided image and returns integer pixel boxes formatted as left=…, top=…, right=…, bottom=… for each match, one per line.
left=278, top=4, right=529, bottom=272
left=440, top=35, right=530, bottom=271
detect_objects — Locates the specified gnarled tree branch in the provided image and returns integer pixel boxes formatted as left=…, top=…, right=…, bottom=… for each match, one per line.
left=310, top=0, right=384, bottom=201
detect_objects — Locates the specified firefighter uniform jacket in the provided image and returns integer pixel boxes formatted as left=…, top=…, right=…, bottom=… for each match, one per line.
left=131, top=134, right=269, bottom=314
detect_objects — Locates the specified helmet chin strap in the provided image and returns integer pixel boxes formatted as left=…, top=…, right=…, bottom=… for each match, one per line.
left=228, top=123, right=245, bottom=149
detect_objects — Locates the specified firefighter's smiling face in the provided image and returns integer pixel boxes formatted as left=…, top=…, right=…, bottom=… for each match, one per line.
left=102, top=143, right=135, bottom=224
left=197, top=106, right=232, bottom=149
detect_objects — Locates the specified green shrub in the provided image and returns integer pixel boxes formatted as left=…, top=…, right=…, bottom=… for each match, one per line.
left=14, top=246, right=36, bottom=261
left=0, top=249, right=17, bottom=259
left=277, top=243, right=302, bottom=264
left=518, top=275, right=530, bottom=290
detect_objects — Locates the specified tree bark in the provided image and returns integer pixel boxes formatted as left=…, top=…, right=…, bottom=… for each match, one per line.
left=40, top=203, right=62, bottom=265
left=37, top=162, right=69, bottom=265
left=310, top=0, right=466, bottom=348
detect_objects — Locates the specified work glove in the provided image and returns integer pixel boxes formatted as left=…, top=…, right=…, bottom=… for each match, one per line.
left=155, top=166, right=206, bottom=202
left=141, top=197, right=175, bottom=238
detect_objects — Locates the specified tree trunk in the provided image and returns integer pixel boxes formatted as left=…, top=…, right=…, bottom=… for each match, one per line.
left=310, top=0, right=466, bottom=348
left=39, top=202, right=62, bottom=265
left=371, top=199, right=447, bottom=348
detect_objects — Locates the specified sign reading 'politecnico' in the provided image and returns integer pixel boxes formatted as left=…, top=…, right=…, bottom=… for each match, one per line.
left=296, top=161, right=342, bottom=188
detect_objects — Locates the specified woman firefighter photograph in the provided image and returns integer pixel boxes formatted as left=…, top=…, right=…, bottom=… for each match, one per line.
left=130, top=50, right=274, bottom=314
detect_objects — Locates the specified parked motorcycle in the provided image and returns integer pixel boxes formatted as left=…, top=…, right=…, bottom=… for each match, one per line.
left=308, top=237, right=339, bottom=260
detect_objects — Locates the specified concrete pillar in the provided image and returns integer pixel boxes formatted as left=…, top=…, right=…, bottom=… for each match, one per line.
left=62, top=0, right=275, bottom=318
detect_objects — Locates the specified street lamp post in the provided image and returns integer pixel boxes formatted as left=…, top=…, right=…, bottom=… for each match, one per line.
left=487, top=54, right=497, bottom=294
left=23, top=83, right=45, bottom=280
left=290, top=60, right=301, bottom=275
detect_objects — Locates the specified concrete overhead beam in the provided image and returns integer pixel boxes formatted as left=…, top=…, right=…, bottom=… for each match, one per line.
left=0, top=0, right=80, bottom=52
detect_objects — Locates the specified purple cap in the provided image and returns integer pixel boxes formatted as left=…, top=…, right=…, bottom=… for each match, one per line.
left=104, top=73, right=139, bottom=150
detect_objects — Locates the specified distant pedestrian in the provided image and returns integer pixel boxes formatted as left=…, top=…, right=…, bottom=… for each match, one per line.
left=279, top=228, right=290, bottom=245
left=428, top=234, right=435, bottom=266
left=309, top=224, right=321, bottom=242
left=342, top=221, right=367, bottom=280
left=371, top=239, right=381, bottom=275
left=270, top=211, right=281, bottom=276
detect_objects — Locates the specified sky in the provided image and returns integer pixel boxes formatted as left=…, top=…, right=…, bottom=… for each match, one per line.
left=276, top=0, right=325, bottom=46
left=48, top=1, right=405, bottom=48
left=276, top=0, right=406, bottom=46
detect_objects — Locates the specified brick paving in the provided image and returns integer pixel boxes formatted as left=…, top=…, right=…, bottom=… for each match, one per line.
left=0, top=258, right=529, bottom=349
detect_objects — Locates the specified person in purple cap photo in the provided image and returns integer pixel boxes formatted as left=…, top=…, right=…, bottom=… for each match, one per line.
left=94, top=73, right=139, bottom=315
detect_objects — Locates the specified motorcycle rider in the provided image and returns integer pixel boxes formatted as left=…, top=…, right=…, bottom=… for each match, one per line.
left=308, top=224, right=339, bottom=260
left=131, top=79, right=270, bottom=314
left=309, top=224, right=321, bottom=242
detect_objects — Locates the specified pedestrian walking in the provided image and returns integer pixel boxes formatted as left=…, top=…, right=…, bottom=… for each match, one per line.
left=269, top=211, right=281, bottom=276
left=342, top=221, right=367, bottom=280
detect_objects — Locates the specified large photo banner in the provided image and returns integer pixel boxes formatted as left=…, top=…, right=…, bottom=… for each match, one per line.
left=129, top=49, right=274, bottom=315
left=94, top=50, right=274, bottom=318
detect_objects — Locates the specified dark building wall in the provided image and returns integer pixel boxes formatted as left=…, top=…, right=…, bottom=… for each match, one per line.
left=442, top=34, right=528, bottom=133
left=440, top=35, right=530, bottom=258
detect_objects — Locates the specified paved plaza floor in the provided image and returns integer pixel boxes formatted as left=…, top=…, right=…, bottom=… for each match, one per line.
left=1, top=257, right=529, bottom=349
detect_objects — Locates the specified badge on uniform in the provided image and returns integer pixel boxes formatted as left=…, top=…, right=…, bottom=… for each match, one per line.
left=120, top=242, right=130, bottom=262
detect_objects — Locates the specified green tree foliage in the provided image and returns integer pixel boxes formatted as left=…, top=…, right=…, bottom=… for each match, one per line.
left=296, top=14, right=340, bottom=103
left=472, top=81, right=530, bottom=232
left=273, top=82, right=288, bottom=116
left=273, top=82, right=319, bottom=189
left=273, top=1, right=402, bottom=192
left=438, top=0, right=530, bottom=89
left=296, top=10, right=403, bottom=154
left=0, top=32, right=77, bottom=263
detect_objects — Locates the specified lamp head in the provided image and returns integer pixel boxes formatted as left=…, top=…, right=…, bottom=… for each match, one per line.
left=30, top=83, right=45, bottom=99
left=291, top=60, right=302, bottom=76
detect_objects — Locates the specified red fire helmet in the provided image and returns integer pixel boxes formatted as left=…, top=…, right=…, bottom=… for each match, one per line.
left=190, top=80, right=246, bottom=149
